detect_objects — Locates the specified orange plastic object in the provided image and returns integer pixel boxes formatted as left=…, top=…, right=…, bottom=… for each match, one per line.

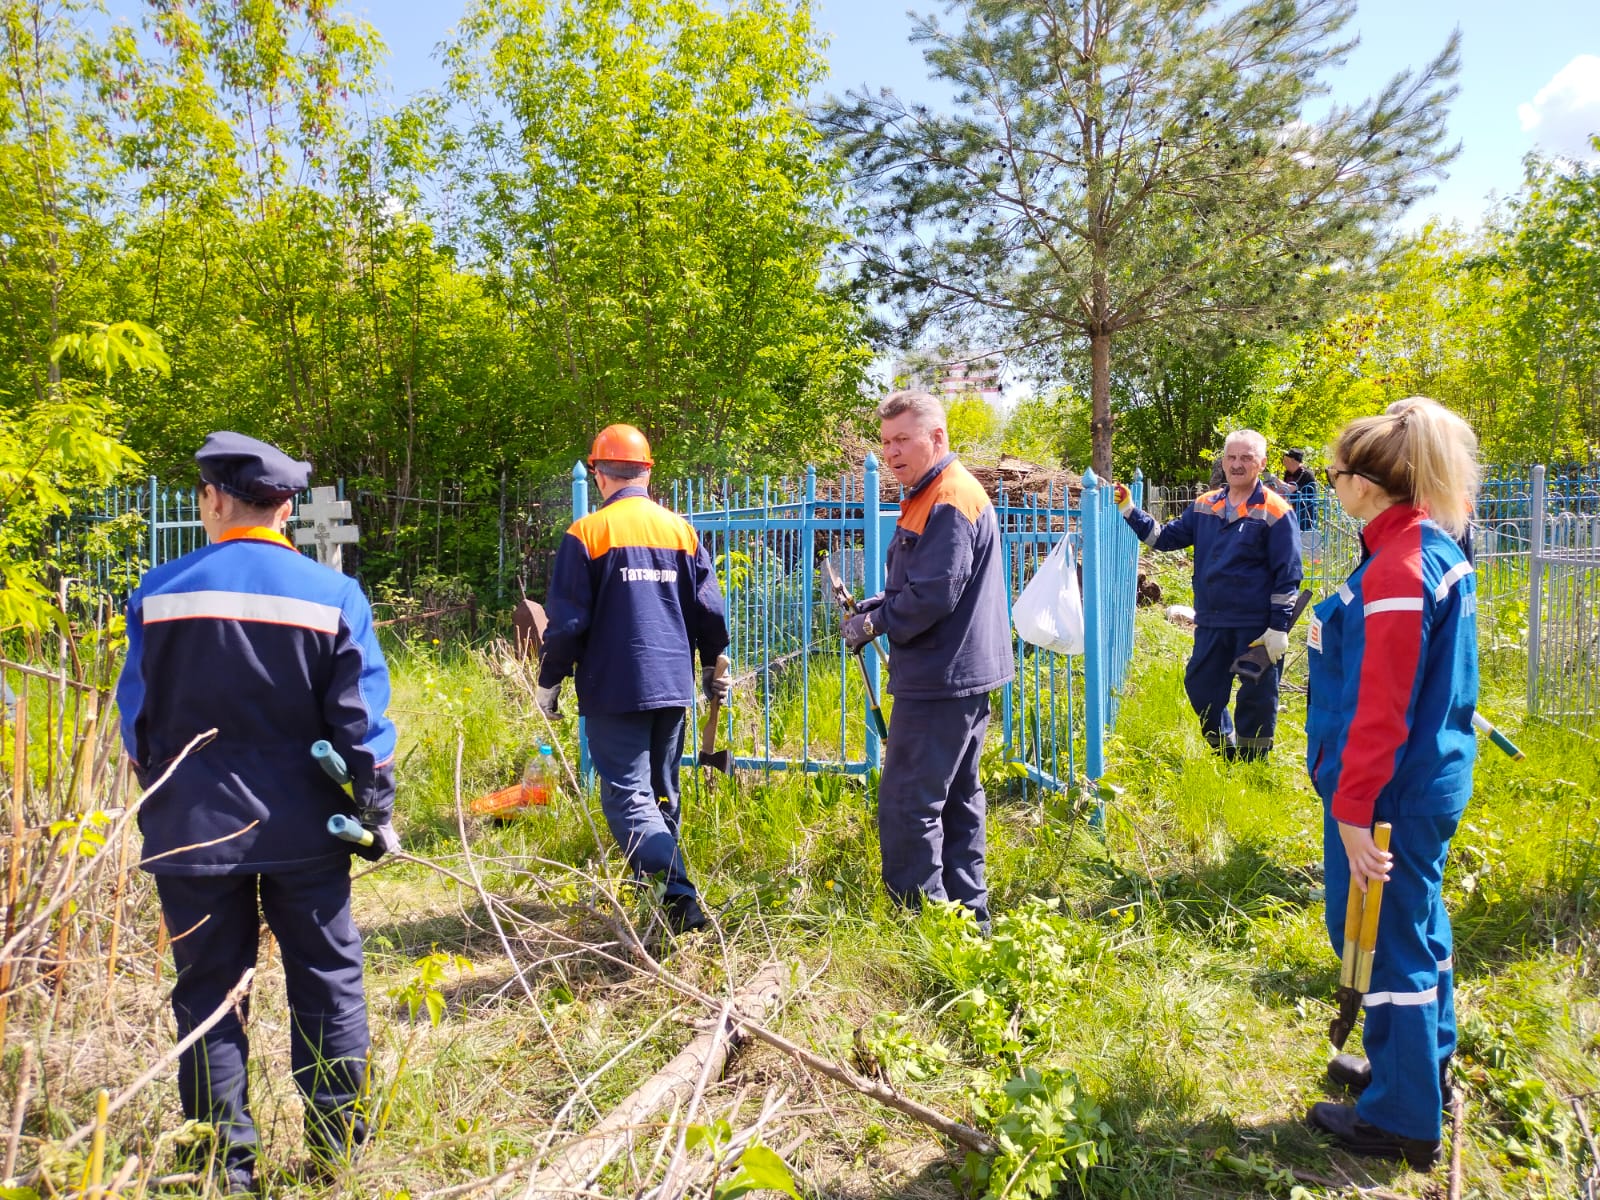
left=469, top=784, right=531, bottom=818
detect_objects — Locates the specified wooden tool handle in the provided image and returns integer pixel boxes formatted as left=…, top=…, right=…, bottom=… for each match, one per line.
left=1354, top=821, right=1392, bottom=991
left=700, top=654, right=729, bottom=756
left=1339, top=865, right=1365, bottom=988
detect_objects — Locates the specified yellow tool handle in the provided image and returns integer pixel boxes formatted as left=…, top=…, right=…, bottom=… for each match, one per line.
left=1353, top=821, right=1392, bottom=992
left=1339, top=868, right=1365, bottom=989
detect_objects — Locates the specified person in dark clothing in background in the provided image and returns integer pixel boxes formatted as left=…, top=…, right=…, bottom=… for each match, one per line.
left=1114, top=429, right=1303, bottom=760
left=536, top=424, right=730, bottom=935
left=117, top=432, right=399, bottom=1196
left=1275, top=448, right=1321, bottom=557
left=842, top=390, right=1014, bottom=930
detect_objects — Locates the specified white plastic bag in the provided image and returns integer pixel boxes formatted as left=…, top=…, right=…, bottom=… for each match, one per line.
left=1011, top=536, right=1085, bottom=655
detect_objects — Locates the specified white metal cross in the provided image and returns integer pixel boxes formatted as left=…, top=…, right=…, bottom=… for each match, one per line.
left=293, top=486, right=360, bottom=572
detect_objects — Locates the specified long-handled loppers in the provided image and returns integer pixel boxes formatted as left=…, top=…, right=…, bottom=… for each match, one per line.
left=312, top=739, right=375, bottom=848
left=819, top=551, right=889, bottom=740
left=1329, top=820, right=1392, bottom=1049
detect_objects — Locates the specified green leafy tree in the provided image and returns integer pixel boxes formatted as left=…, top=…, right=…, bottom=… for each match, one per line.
left=442, top=0, right=868, bottom=476
left=821, top=0, right=1460, bottom=475
left=947, top=393, right=1002, bottom=458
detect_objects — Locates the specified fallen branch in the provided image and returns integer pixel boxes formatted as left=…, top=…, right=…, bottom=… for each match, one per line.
left=527, top=964, right=787, bottom=1197
left=597, top=909, right=998, bottom=1158
left=1449, top=1089, right=1465, bottom=1200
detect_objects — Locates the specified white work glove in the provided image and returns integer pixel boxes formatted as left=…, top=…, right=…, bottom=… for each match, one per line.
left=1113, top=482, right=1134, bottom=517
left=1254, top=628, right=1290, bottom=663
left=535, top=682, right=563, bottom=720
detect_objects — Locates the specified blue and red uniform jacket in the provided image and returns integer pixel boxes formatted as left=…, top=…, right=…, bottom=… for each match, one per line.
left=1124, top=482, right=1303, bottom=631
left=537, top=486, right=729, bottom=715
left=1305, top=504, right=1478, bottom=826
left=116, top=528, right=398, bottom=875
left=878, top=454, right=1014, bottom=700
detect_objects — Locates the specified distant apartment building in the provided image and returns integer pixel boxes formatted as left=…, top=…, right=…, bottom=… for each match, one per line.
left=895, top=353, right=1004, bottom=405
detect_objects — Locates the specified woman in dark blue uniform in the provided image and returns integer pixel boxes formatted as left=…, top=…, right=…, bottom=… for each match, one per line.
left=117, top=433, right=399, bottom=1195
left=1304, top=399, right=1480, bottom=1171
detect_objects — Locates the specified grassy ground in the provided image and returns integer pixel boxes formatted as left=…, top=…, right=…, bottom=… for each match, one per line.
left=6, top=575, right=1599, bottom=1198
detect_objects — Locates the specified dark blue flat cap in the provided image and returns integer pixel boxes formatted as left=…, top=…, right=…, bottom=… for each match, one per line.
left=195, top=432, right=311, bottom=503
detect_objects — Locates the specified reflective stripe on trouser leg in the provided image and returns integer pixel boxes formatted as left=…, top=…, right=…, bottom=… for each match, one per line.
left=1344, top=809, right=1461, bottom=1142
left=259, top=862, right=371, bottom=1156
left=154, top=874, right=263, bottom=1172
left=877, top=693, right=991, bottom=925
left=1185, top=627, right=1239, bottom=750
left=585, top=708, right=699, bottom=904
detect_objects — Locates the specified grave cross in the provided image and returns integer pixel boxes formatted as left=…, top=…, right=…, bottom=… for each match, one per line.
left=293, top=486, right=360, bottom=572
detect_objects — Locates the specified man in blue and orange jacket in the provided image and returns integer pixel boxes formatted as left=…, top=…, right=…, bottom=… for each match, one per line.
left=842, top=391, right=1014, bottom=929
left=536, top=424, right=729, bottom=934
left=1115, top=430, right=1303, bottom=759
left=116, top=432, right=398, bottom=1194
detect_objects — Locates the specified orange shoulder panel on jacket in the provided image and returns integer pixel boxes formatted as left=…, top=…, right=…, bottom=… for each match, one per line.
left=897, top=460, right=991, bottom=536
left=1250, top=489, right=1294, bottom=519
left=571, top=496, right=699, bottom=558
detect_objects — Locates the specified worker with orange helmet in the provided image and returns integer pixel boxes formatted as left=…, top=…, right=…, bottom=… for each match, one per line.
left=535, top=424, right=729, bottom=935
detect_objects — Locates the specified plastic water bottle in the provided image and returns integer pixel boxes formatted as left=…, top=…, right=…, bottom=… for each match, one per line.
left=522, top=744, right=556, bottom=808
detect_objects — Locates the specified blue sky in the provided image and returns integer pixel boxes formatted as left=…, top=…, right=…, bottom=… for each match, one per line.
left=354, top=0, right=1600, bottom=233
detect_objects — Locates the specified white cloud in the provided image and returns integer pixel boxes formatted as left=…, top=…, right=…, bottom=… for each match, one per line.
left=1518, top=55, right=1600, bottom=159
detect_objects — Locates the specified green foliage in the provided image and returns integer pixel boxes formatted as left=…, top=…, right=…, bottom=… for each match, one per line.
left=947, top=395, right=1002, bottom=459
left=388, top=951, right=474, bottom=1028
left=683, top=1123, right=803, bottom=1200
left=958, top=1067, right=1113, bottom=1200
left=824, top=0, right=1460, bottom=473
left=1000, top=390, right=1078, bottom=468
left=443, top=0, right=868, bottom=476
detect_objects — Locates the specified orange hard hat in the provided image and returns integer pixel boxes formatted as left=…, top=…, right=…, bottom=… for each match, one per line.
left=588, top=423, right=653, bottom=467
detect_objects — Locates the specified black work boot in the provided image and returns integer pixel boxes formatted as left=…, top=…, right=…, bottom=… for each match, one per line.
left=1307, top=1101, right=1441, bottom=1170
left=1326, top=1054, right=1455, bottom=1111
left=663, top=893, right=708, bottom=935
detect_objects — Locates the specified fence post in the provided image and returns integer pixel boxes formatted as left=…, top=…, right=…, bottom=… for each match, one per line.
left=571, top=460, right=593, bottom=783
left=497, top=468, right=507, bottom=605
left=1526, top=463, right=1546, bottom=717
left=863, top=452, right=884, bottom=770
left=802, top=466, right=816, bottom=772
left=1080, top=469, right=1106, bottom=826
left=146, top=475, right=158, bottom=570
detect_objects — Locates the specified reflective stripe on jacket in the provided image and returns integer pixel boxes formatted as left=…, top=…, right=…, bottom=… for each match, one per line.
left=1305, top=504, right=1478, bottom=826
left=116, top=529, right=398, bottom=875
left=879, top=455, right=1014, bottom=700
left=537, top=486, right=729, bottom=714
left=1124, top=482, right=1303, bottom=630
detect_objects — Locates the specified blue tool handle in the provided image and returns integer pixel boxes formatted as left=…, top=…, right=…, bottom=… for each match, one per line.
left=326, top=813, right=374, bottom=847
left=312, top=739, right=351, bottom=786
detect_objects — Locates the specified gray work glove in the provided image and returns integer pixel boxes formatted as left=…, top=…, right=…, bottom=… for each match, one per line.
left=535, top=682, right=563, bottom=720
left=842, top=609, right=878, bottom=653
left=353, top=820, right=401, bottom=863
left=702, top=665, right=730, bottom=705
left=853, top=593, right=884, bottom=615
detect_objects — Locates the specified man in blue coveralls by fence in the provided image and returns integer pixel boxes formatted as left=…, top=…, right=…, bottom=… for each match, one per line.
left=842, top=390, right=1014, bottom=931
left=1114, top=429, right=1303, bottom=761
left=535, top=423, right=730, bottom=935
left=117, top=432, right=399, bottom=1196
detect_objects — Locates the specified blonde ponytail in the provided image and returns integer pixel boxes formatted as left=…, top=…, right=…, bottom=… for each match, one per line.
left=1335, top=397, right=1479, bottom=538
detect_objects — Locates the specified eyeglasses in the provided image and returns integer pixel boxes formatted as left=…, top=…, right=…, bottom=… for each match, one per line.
left=1323, top=466, right=1382, bottom=488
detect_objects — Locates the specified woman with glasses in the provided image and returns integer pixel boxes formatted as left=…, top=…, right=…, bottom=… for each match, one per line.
left=1304, top=397, right=1480, bottom=1172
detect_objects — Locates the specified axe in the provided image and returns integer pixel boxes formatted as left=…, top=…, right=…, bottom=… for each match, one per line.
left=698, top=654, right=732, bottom=774
left=1329, top=821, right=1392, bottom=1050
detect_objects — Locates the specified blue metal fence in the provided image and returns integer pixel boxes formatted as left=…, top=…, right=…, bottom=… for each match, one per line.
left=562, top=457, right=1144, bottom=799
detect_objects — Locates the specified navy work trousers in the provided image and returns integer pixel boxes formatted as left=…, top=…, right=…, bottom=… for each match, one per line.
left=584, top=707, right=702, bottom=911
left=1185, top=625, right=1281, bottom=758
left=154, top=861, right=370, bottom=1174
left=877, top=693, right=991, bottom=926
left=1323, top=807, right=1460, bottom=1141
